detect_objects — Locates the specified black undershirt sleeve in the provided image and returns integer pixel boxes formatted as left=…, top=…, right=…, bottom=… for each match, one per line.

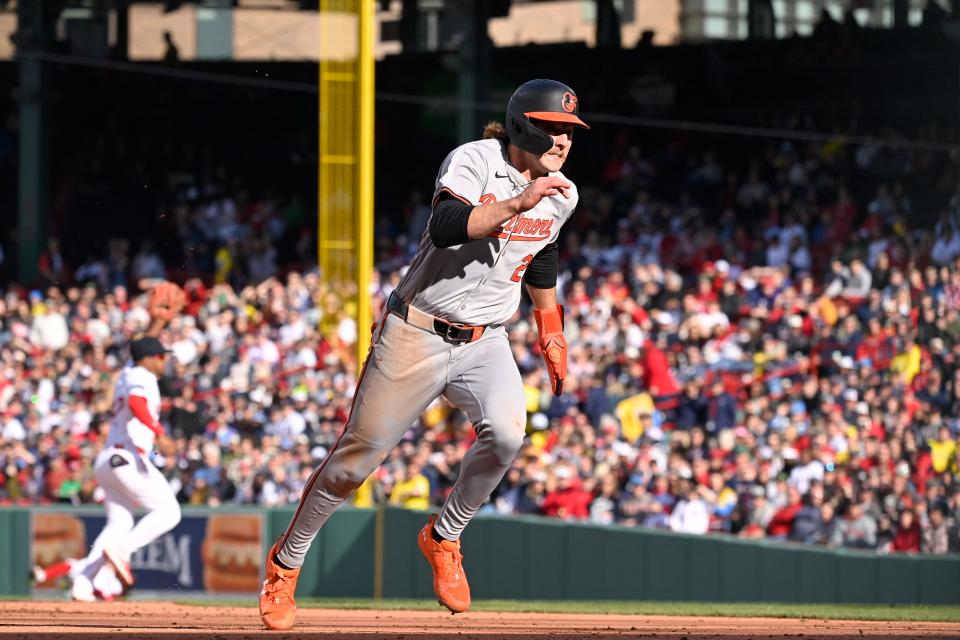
left=523, top=241, right=559, bottom=289
left=429, top=193, right=474, bottom=248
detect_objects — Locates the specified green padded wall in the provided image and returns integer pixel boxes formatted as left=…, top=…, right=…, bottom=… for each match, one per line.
left=4, top=505, right=959, bottom=605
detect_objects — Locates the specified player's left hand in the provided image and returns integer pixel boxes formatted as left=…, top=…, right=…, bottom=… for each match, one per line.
left=147, top=281, right=186, bottom=323
left=534, top=304, right=567, bottom=396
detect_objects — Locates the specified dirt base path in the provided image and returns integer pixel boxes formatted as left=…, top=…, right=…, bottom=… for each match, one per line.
left=1, top=601, right=958, bottom=639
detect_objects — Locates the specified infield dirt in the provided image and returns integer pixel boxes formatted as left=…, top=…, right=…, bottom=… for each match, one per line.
left=1, top=601, right=959, bottom=639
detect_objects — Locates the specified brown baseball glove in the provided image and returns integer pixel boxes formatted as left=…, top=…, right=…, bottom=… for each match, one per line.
left=147, top=281, right=186, bottom=323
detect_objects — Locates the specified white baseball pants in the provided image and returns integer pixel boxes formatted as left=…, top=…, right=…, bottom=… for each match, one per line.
left=276, top=312, right=527, bottom=568
left=78, top=446, right=182, bottom=581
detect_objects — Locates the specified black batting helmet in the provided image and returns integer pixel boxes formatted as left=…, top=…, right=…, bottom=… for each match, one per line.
left=506, top=79, right=589, bottom=155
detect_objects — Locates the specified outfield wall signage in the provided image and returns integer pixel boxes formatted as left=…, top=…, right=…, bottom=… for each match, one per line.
left=31, top=511, right=262, bottom=594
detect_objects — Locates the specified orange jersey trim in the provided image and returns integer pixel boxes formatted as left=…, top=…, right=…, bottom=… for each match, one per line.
left=432, top=187, right=473, bottom=208
left=278, top=313, right=387, bottom=552
left=487, top=232, right=548, bottom=242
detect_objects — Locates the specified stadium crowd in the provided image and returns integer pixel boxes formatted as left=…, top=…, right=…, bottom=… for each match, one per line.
left=1, top=126, right=959, bottom=557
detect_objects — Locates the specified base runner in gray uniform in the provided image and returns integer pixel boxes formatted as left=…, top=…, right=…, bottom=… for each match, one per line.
left=260, top=79, right=589, bottom=630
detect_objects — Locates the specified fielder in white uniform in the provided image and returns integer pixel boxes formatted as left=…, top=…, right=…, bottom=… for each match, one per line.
left=70, top=336, right=182, bottom=601
left=33, top=557, right=126, bottom=601
left=260, top=79, right=588, bottom=629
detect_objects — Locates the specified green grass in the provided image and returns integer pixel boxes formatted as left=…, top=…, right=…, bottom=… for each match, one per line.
left=175, top=598, right=960, bottom=622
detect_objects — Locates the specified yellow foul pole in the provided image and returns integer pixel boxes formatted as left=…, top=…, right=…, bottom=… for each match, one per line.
left=318, top=0, right=374, bottom=373
left=356, top=0, right=374, bottom=367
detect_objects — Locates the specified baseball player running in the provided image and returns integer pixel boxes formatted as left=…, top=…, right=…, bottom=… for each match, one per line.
left=69, top=283, right=186, bottom=601
left=260, top=79, right=587, bottom=630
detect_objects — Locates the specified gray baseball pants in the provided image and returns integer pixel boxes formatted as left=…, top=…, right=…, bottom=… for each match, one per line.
left=276, top=311, right=526, bottom=568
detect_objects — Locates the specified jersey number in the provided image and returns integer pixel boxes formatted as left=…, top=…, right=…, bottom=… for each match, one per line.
left=511, top=254, right=535, bottom=283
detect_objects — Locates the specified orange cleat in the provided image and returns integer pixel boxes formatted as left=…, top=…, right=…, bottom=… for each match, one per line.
left=259, top=541, right=301, bottom=630
left=417, top=515, right=471, bottom=614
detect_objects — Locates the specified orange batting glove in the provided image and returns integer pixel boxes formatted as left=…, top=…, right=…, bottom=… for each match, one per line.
left=534, top=304, right=567, bottom=396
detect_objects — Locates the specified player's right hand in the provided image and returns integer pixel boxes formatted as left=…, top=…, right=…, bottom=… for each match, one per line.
left=516, top=176, right=571, bottom=212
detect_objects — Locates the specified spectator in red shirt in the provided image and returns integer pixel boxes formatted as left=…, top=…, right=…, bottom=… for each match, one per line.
left=767, top=486, right=803, bottom=539
left=889, top=509, right=921, bottom=553
left=542, top=465, right=593, bottom=520
left=856, top=317, right=893, bottom=364
left=43, top=457, right=72, bottom=501
left=641, top=339, right=680, bottom=398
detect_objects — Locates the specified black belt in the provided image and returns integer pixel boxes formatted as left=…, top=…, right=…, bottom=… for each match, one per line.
left=387, top=292, right=486, bottom=343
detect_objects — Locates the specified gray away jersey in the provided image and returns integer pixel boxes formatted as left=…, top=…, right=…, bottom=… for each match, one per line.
left=396, top=138, right=578, bottom=326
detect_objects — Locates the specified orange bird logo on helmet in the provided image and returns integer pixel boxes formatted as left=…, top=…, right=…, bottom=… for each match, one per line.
left=561, top=92, right=577, bottom=113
